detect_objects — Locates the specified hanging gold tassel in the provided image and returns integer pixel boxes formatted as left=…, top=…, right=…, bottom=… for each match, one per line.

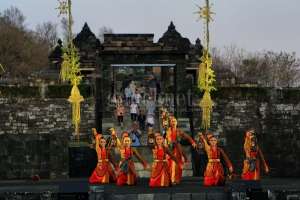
left=198, top=62, right=206, bottom=89
left=198, top=52, right=216, bottom=130
left=60, top=45, right=83, bottom=141
left=200, top=91, right=214, bottom=130
left=68, top=84, right=84, bottom=141
left=60, top=52, right=71, bottom=82
left=196, top=0, right=216, bottom=130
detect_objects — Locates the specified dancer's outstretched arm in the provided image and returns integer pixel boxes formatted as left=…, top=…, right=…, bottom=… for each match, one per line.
left=178, top=130, right=196, bottom=148
left=198, top=132, right=210, bottom=152
left=108, top=150, right=119, bottom=169
left=133, top=148, right=148, bottom=169
left=258, top=147, right=269, bottom=173
left=165, top=147, right=179, bottom=164
left=219, top=148, right=233, bottom=173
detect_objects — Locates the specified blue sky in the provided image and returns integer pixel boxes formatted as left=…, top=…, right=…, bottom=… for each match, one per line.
left=1, top=0, right=299, bottom=57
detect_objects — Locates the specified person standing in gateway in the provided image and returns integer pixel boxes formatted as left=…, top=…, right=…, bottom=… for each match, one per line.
left=130, top=100, right=138, bottom=122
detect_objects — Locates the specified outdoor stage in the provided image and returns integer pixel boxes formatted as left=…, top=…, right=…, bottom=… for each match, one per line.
left=0, top=177, right=300, bottom=200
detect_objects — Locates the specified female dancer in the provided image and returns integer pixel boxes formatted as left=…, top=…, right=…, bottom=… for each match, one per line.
left=89, top=136, right=118, bottom=184
left=241, top=129, right=269, bottom=180
left=149, top=133, right=178, bottom=187
left=165, top=116, right=197, bottom=185
left=116, top=135, right=148, bottom=186
left=199, top=132, right=233, bottom=186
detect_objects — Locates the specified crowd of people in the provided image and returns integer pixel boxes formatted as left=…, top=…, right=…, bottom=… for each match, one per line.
left=111, top=77, right=159, bottom=146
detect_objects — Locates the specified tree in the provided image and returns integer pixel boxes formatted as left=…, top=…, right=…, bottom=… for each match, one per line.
left=98, top=26, right=113, bottom=43
left=1, top=6, right=25, bottom=30
left=213, top=46, right=300, bottom=87
left=0, top=7, right=49, bottom=77
left=35, top=22, right=58, bottom=49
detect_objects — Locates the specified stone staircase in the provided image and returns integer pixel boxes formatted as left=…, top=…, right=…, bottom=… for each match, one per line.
left=102, top=103, right=159, bottom=145
left=102, top=103, right=194, bottom=178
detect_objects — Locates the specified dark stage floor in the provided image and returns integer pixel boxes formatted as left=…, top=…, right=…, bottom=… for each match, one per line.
left=0, top=177, right=300, bottom=193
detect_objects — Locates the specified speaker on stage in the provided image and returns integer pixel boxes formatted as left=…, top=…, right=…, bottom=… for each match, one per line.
left=69, top=144, right=97, bottom=178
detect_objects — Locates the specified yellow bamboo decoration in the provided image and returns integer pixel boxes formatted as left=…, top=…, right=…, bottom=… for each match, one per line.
left=68, top=84, right=84, bottom=140
left=57, top=0, right=83, bottom=142
left=0, top=63, right=4, bottom=73
left=196, top=0, right=216, bottom=130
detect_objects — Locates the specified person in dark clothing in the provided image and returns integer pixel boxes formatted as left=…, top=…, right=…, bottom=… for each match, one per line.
left=138, top=109, right=146, bottom=131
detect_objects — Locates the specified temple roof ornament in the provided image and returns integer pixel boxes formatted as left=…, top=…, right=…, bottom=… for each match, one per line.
left=48, top=39, right=63, bottom=62
left=73, top=22, right=101, bottom=51
left=158, top=21, right=191, bottom=52
left=195, top=38, right=203, bottom=54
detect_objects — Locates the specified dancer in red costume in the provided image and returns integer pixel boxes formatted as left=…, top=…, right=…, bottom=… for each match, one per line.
left=241, top=129, right=269, bottom=180
left=149, top=133, right=178, bottom=187
left=165, top=117, right=197, bottom=185
left=89, top=136, right=118, bottom=184
left=199, top=132, right=233, bottom=186
left=91, top=128, right=102, bottom=148
left=116, top=135, right=148, bottom=186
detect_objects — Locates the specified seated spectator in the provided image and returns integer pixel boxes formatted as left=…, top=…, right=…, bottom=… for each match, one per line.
left=129, top=122, right=142, bottom=147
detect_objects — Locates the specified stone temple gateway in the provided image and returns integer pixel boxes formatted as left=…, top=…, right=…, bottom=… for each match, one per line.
left=50, top=21, right=204, bottom=132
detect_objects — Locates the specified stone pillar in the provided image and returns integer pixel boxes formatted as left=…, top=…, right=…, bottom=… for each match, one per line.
left=174, top=64, right=178, bottom=117
left=174, top=62, right=187, bottom=118
left=95, top=77, right=102, bottom=132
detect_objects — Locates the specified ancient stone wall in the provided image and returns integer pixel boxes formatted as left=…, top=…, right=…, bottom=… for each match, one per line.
left=0, top=85, right=95, bottom=179
left=192, top=87, right=300, bottom=177
left=1, top=86, right=300, bottom=179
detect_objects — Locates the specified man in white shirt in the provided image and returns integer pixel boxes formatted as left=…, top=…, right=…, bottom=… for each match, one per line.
left=133, top=90, right=142, bottom=105
left=130, top=100, right=138, bottom=122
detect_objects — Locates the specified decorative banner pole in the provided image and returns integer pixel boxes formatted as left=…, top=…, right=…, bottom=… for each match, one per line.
left=195, top=0, right=216, bottom=131
left=57, top=0, right=84, bottom=142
